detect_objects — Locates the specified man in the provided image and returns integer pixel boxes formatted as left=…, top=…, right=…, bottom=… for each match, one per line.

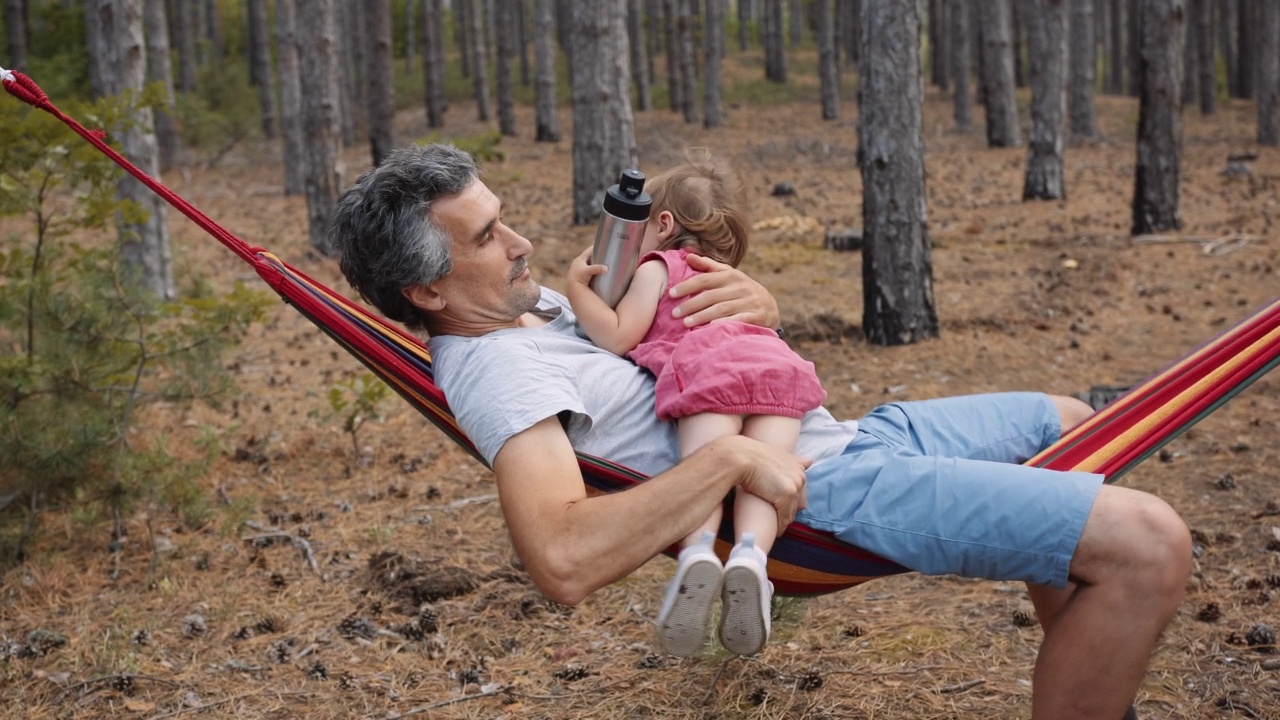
left=329, top=144, right=1190, bottom=720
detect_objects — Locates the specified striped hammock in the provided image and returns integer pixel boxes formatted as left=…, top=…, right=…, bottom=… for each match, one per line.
left=6, top=69, right=1278, bottom=596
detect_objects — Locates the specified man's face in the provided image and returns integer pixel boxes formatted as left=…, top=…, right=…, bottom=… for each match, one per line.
left=419, top=179, right=540, bottom=330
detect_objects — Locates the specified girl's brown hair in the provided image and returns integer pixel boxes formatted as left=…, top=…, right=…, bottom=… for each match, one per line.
left=646, top=157, right=750, bottom=267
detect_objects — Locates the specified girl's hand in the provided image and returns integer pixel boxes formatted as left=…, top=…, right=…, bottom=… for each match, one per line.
left=669, top=253, right=781, bottom=330
left=567, top=246, right=606, bottom=290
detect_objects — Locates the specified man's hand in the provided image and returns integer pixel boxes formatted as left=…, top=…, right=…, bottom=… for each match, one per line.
left=704, top=435, right=810, bottom=535
left=669, top=253, right=781, bottom=330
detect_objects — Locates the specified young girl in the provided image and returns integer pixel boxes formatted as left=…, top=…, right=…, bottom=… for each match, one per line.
left=566, top=159, right=825, bottom=657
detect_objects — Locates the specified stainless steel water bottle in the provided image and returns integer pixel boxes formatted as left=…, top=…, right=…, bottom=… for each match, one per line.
left=589, top=169, right=652, bottom=308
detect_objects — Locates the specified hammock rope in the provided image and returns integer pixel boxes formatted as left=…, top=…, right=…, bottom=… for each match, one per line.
left=6, top=68, right=1279, bottom=597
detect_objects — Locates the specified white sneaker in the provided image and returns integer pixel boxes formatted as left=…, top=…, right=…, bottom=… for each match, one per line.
left=657, top=535, right=723, bottom=657
left=719, top=533, right=772, bottom=656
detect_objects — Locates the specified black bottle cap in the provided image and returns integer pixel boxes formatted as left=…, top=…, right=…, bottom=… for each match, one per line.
left=602, top=169, right=652, bottom=222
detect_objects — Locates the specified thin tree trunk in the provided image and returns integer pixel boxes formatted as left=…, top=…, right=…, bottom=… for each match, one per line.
left=1132, top=0, right=1184, bottom=235
left=5, top=0, right=28, bottom=70
left=143, top=0, right=177, bottom=169
left=703, top=0, right=723, bottom=127
left=1182, top=0, right=1199, bottom=105
left=495, top=0, right=518, bottom=135
left=788, top=0, right=802, bottom=46
left=247, top=0, right=277, bottom=139
left=930, top=0, right=949, bottom=90
left=1069, top=0, right=1098, bottom=137
left=1195, top=0, right=1215, bottom=113
left=677, top=0, right=698, bottom=123
left=1235, top=0, right=1255, bottom=99
left=296, top=0, right=344, bottom=255
left=860, top=0, right=938, bottom=346
left=85, top=0, right=111, bottom=98
left=174, top=0, right=197, bottom=92
left=276, top=0, right=305, bottom=195
left=1012, top=0, right=1026, bottom=86
left=817, top=0, right=838, bottom=120
left=646, top=0, right=660, bottom=83
left=952, top=0, right=971, bottom=129
left=423, top=0, right=448, bottom=128
left=570, top=0, right=637, bottom=225
left=406, top=0, right=416, bottom=72
left=533, top=0, right=559, bottom=141
left=203, top=0, right=223, bottom=58
left=457, top=0, right=471, bottom=77
left=1107, top=0, right=1123, bottom=93
left=980, top=0, right=1021, bottom=146
left=470, top=0, right=492, bottom=120
left=665, top=0, right=682, bottom=111
left=1023, top=0, right=1068, bottom=200
left=1126, top=0, right=1141, bottom=95
left=763, top=0, right=786, bottom=81
left=738, top=0, right=750, bottom=50
left=366, top=0, right=395, bottom=164
left=1220, top=0, right=1238, bottom=98
left=1256, top=0, right=1278, bottom=144
left=629, top=0, right=653, bottom=110
left=517, top=0, right=530, bottom=85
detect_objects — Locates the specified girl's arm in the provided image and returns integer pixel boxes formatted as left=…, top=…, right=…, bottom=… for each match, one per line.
left=565, top=247, right=668, bottom=355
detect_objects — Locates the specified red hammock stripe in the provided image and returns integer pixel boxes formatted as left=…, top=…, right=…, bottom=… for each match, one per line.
left=7, top=69, right=1279, bottom=597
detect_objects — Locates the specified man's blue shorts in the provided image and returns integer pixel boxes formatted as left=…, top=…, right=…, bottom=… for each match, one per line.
left=795, top=392, right=1103, bottom=588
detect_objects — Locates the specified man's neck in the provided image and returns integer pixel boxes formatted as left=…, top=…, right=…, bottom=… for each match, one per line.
left=427, top=310, right=550, bottom=338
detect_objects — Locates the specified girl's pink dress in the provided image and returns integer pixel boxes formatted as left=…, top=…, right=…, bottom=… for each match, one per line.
left=627, top=248, right=826, bottom=421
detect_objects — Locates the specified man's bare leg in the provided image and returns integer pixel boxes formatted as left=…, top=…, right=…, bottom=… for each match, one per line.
left=1028, top=485, right=1190, bottom=719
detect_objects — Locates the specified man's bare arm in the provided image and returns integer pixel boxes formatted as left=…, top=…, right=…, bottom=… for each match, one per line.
left=492, top=417, right=809, bottom=606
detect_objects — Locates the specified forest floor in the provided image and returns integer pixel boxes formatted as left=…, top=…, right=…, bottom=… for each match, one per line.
left=3, top=73, right=1280, bottom=719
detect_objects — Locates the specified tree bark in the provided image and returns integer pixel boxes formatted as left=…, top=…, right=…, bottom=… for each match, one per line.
left=495, top=0, right=518, bottom=135
left=338, top=0, right=362, bottom=146
left=247, top=0, right=278, bottom=139
left=143, top=0, right=177, bottom=169
left=1126, top=0, right=1141, bottom=95
left=1023, top=0, right=1068, bottom=200
left=646, top=0, right=660, bottom=83
left=296, top=0, right=344, bottom=255
left=174, top=0, right=197, bottom=93
left=202, top=0, right=223, bottom=58
left=405, top=0, right=415, bottom=72
left=1182, top=0, right=1199, bottom=104
left=738, top=0, right=751, bottom=50
left=703, top=0, right=724, bottom=127
left=665, top=0, right=682, bottom=111
left=422, top=0, right=448, bottom=129
left=629, top=0, right=653, bottom=111
left=1234, top=0, right=1255, bottom=99
left=677, top=0, right=698, bottom=123
left=1069, top=0, right=1098, bottom=137
left=1106, top=0, right=1123, bottom=93
left=763, top=0, right=786, bottom=82
left=1132, top=0, right=1184, bottom=235
left=951, top=0, right=971, bottom=129
left=516, top=0, right=530, bottom=86
left=470, top=0, right=492, bottom=120
left=570, top=0, right=638, bottom=225
left=276, top=0, right=305, bottom=195
left=859, top=0, right=938, bottom=346
left=1194, top=0, right=1215, bottom=114
left=366, top=0, right=396, bottom=164
left=1257, top=0, right=1279, bottom=144
left=787, top=0, right=802, bottom=46
left=533, top=0, right=559, bottom=141
left=1220, top=0, right=1238, bottom=99
left=457, top=0, right=472, bottom=77
left=979, top=0, right=1021, bottom=146
left=817, top=0, right=839, bottom=120
left=930, top=0, right=950, bottom=90
left=88, top=0, right=176, bottom=300
left=5, top=0, right=28, bottom=71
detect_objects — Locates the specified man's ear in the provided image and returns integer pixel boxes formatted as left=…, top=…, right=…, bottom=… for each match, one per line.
left=404, top=284, right=446, bottom=312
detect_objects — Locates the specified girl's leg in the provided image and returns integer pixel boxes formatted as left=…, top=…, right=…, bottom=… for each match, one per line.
left=676, top=413, right=743, bottom=547
left=736, top=415, right=802, bottom=555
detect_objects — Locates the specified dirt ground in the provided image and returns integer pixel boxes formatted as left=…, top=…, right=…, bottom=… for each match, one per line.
left=3, top=76, right=1279, bottom=719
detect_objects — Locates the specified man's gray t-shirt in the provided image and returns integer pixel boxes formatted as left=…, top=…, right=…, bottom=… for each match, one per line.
left=426, top=287, right=858, bottom=476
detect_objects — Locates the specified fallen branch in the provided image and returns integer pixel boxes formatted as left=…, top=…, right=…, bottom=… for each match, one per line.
left=939, top=678, right=986, bottom=694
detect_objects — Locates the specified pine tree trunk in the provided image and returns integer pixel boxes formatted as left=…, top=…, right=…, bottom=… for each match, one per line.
left=788, top=0, right=802, bottom=46
left=951, top=0, right=972, bottom=129
left=1220, top=0, right=1238, bottom=98
left=174, top=0, right=197, bottom=93
left=629, top=0, right=653, bottom=111
left=664, top=0, right=681, bottom=111
left=247, top=0, right=277, bottom=139
left=5, top=0, right=28, bottom=70
left=860, top=0, right=938, bottom=346
left=366, top=0, right=395, bottom=164
left=1023, top=0, right=1068, bottom=200
left=979, top=0, right=1022, bottom=147
left=816, top=0, right=839, bottom=120
left=1182, top=0, right=1199, bottom=104
left=423, top=0, right=448, bottom=129
left=1069, top=0, right=1098, bottom=137
left=1256, top=0, right=1279, bottom=144
left=296, top=0, right=344, bottom=255
left=143, top=0, right=177, bottom=169
left=646, top=0, right=660, bottom=84
left=533, top=0, right=560, bottom=140
left=1195, top=0, right=1215, bottom=114
left=517, top=0, right=530, bottom=86
left=1132, top=0, right=1184, bottom=235
left=275, top=0, right=305, bottom=195
left=677, top=0, right=698, bottom=123
left=1106, top=0, right=1123, bottom=93
left=1235, top=0, right=1256, bottom=99
left=703, top=0, right=723, bottom=127
left=1011, top=0, right=1026, bottom=86
left=405, top=0, right=416, bottom=72
left=470, top=0, right=492, bottom=120
left=457, top=0, right=472, bottom=77
left=85, top=0, right=111, bottom=98
left=1126, top=0, right=1141, bottom=95
left=763, top=0, right=786, bottom=81
left=570, top=0, right=638, bottom=225
left=738, top=0, right=750, bottom=50
left=930, top=0, right=950, bottom=90
left=89, top=0, right=176, bottom=300
left=495, top=0, right=518, bottom=135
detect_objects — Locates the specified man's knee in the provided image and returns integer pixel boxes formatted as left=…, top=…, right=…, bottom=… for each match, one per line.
left=1049, top=394, right=1094, bottom=432
left=1074, top=486, right=1192, bottom=594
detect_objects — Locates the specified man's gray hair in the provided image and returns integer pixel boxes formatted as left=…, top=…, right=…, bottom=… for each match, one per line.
left=329, top=144, right=479, bottom=331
